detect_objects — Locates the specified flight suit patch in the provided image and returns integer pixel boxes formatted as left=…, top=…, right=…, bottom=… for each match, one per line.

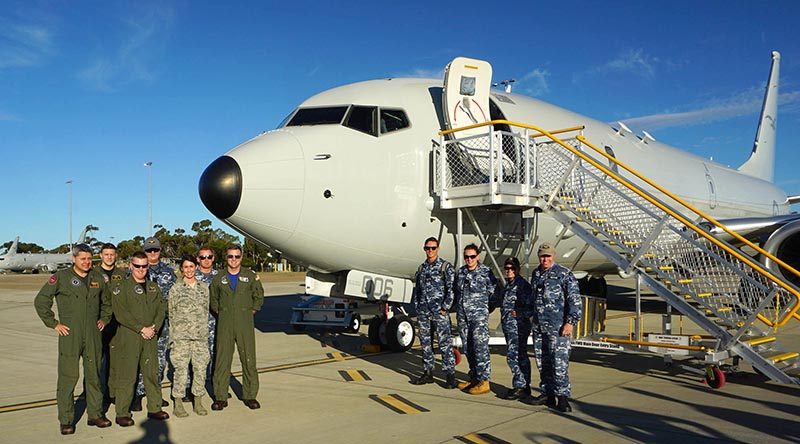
left=71, top=278, right=81, bottom=286
left=135, top=286, right=144, bottom=295
left=49, top=275, right=58, bottom=285
left=112, top=288, right=121, bottom=295
left=102, top=274, right=110, bottom=283
left=239, top=276, right=249, bottom=283
left=221, top=277, right=228, bottom=285
left=90, top=281, right=100, bottom=288
left=112, top=275, right=122, bottom=281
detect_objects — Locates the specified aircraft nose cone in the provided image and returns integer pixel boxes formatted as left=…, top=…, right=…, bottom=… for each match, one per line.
left=199, top=155, right=242, bottom=219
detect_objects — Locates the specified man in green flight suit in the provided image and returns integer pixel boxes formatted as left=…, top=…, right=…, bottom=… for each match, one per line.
left=34, top=244, right=112, bottom=435
left=210, top=244, right=264, bottom=411
left=92, top=242, right=127, bottom=405
left=109, top=251, right=170, bottom=426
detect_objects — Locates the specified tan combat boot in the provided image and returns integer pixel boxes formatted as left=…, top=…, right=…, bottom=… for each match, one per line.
left=173, top=399, right=189, bottom=418
left=467, top=380, right=490, bottom=395
left=193, top=395, right=208, bottom=416
left=458, top=379, right=478, bottom=390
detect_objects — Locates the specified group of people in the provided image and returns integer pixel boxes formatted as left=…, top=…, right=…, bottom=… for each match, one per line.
left=410, top=237, right=581, bottom=413
left=34, top=239, right=264, bottom=435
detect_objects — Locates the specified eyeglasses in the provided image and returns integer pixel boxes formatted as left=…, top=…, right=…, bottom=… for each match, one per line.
left=227, top=254, right=242, bottom=259
left=423, top=246, right=437, bottom=251
left=504, top=266, right=515, bottom=270
left=198, top=255, right=214, bottom=260
left=131, top=263, right=149, bottom=269
left=464, top=254, right=478, bottom=260
left=145, top=249, right=160, bottom=253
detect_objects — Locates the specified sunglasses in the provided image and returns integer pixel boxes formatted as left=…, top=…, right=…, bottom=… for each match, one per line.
left=145, top=249, right=160, bottom=253
left=227, top=254, right=242, bottom=259
left=423, top=246, right=437, bottom=251
left=464, top=254, right=478, bottom=260
left=131, top=263, right=149, bottom=269
left=504, top=266, right=515, bottom=270
left=198, top=255, right=214, bottom=260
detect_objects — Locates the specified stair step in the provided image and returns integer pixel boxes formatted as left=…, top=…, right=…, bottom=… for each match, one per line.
left=592, top=218, right=607, bottom=223
left=696, top=292, right=713, bottom=298
left=576, top=207, right=590, bottom=212
left=745, top=336, right=777, bottom=347
left=659, top=266, right=674, bottom=271
left=678, top=278, right=692, bottom=284
left=623, top=241, right=639, bottom=246
left=558, top=195, right=576, bottom=201
left=765, top=352, right=800, bottom=364
left=608, top=229, right=623, bottom=234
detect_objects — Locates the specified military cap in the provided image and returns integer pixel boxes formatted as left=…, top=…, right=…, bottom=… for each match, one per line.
left=144, top=237, right=161, bottom=250
left=537, top=242, right=556, bottom=257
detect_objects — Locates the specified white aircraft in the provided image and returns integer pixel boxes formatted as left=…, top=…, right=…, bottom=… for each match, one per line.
left=199, top=52, right=799, bottom=352
left=0, top=226, right=91, bottom=273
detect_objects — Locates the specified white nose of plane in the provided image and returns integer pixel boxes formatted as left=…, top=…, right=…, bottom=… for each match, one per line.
left=199, top=130, right=305, bottom=244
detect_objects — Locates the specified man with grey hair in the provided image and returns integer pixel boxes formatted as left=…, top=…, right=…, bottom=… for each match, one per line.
left=34, top=244, right=112, bottom=434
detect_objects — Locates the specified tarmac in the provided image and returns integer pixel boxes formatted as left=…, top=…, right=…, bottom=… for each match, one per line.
left=0, top=272, right=798, bottom=443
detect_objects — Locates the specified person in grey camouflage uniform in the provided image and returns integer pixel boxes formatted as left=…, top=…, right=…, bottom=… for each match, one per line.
left=195, top=247, right=219, bottom=380
left=132, top=236, right=177, bottom=411
left=169, top=255, right=210, bottom=417
left=410, top=237, right=457, bottom=389
left=523, top=242, right=581, bottom=412
left=493, top=257, right=533, bottom=400
left=455, top=244, right=497, bottom=395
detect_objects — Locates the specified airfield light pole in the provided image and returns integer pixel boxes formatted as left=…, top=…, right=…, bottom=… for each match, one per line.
left=144, top=162, right=153, bottom=236
left=66, top=180, right=73, bottom=249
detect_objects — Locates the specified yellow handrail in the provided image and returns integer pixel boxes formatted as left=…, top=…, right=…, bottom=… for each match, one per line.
left=439, top=119, right=800, bottom=327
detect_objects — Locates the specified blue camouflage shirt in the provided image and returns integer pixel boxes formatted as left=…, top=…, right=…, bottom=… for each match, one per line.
left=413, top=257, right=455, bottom=314
left=455, top=263, right=497, bottom=312
left=530, top=263, right=581, bottom=332
left=148, top=261, right=177, bottom=304
left=495, top=275, right=533, bottom=315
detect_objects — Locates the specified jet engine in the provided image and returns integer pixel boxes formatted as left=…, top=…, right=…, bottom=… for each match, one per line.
left=762, top=219, right=800, bottom=287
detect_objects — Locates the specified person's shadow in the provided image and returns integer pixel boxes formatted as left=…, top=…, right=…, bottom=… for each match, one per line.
left=129, top=417, right=173, bottom=444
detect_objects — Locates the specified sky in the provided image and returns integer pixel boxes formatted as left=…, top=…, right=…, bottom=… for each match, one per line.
left=2, top=0, right=800, bottom=249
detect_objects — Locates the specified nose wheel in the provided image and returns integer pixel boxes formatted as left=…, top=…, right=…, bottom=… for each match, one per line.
left=368, top=313, right=416, bottom=352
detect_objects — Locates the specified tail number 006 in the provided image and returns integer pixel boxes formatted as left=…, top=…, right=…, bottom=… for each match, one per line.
left=362, top=276, right=394, bottom=297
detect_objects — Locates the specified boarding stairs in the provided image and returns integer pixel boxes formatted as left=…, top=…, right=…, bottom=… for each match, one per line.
left=434, top=120, right=800, bottom=385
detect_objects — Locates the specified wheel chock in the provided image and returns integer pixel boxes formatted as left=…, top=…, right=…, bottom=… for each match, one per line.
left=361, top=344, right=382, bottom=353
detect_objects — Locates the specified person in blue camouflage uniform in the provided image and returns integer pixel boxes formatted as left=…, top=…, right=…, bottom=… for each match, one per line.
left=523, top=242, right=581, bottom=412
left=410, top=237, right=457, bottom=389
left=454, top=243, right=497, bottom=395
left=131, top=237, right=177, bottom=411
left=492, top=257, right=533, bottom=400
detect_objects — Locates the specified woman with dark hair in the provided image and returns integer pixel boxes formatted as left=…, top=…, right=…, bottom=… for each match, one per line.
left=495, top=257, right=533, bottom=400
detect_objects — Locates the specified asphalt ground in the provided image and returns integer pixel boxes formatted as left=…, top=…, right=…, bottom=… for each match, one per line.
left=0, top=273, right=798, bottom=443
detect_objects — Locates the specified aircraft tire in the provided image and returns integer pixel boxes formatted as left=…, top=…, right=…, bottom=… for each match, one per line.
left=368, top=315, right=386, bottom=347
left=387, top=315, right=415, bottom=352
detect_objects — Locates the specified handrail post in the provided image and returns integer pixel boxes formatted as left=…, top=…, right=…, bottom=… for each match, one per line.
left=489, top=125, right=496, bottom=197
left=439, top=133, right=446, bottom=198
left=524, top=128, right=531, bottom=196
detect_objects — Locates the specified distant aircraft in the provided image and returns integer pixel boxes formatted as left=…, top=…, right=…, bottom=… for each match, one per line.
left=0, top=226, right=90, bottom=273
left=199, top=52, right=799, bottom=352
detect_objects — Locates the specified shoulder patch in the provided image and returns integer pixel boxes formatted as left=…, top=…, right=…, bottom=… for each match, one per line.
left=90, top=281, right=100, bottom=288
left=48, top=274, right=58, bottom=285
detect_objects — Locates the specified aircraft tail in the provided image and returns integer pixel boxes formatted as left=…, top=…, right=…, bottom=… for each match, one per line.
left=738, top=51, right=780, bottom=182
left=76, top=226, right=90, bottom=244
left=7, top=237, right=18, bottom=254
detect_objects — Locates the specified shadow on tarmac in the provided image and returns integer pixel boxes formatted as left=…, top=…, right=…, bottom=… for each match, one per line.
left=129, top=417, right=173, bottom=444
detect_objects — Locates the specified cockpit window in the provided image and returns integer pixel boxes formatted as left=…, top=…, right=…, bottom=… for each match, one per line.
left=344, top=106, right=378, bottom=136
left=287, top=106, right=348, bottom=126
left=380, top=109, right=410, bottom=134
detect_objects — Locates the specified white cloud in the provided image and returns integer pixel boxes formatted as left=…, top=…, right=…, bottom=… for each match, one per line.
left=78, top=6, right=173, bottom=92
left=620, top=87, right=800, bottom=131
left=574, top=49, right=663, bottom=84
left=519, top=68, right=549, bottom=96
left=0, top=19, right=54, bottom=69
left=395, top=67, right=444, bottom=79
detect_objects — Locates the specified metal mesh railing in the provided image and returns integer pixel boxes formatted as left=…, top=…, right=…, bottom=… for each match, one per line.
left=435, top=121, right=800, bottom=336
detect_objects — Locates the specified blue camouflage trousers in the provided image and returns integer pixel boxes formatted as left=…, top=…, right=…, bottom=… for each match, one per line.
left=417, top=311, right=455, bottom=374
left=457, top=308, right=491, bottom=381
left=136, top=319, right=169, bottom=396
left=501, top=310, right=532, bottom=389
left=533, top=329, right=571, bottom=397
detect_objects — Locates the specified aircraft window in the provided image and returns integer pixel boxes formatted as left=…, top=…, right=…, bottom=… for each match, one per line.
left=344, top=106, right=378, bottom=136
left=379, top=109, right=410, bottom=134
left=287, top=106, right=349, bottom=126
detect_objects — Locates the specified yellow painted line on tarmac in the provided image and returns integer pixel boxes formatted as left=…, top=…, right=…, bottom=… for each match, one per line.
left=1, top=347, right=393, bottom=414
left=327, top=352, right=347, bottom=361
left=339, top=369, right=371, bottom=382
left=369, top=393, right=429, bottom=415
left=457, top=432, right=513, bottom=444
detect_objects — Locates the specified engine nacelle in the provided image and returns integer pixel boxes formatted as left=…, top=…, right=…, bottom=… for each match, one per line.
left=762, top=219, right=800, bottom=287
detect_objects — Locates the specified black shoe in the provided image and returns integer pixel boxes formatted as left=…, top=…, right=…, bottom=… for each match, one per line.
left=410, top=370, right=434, bottom=385
left=444, top=373, right=458, bottom=389
left=130, top=396, right=143, bottom=412
left=211, top=400, right=228, bottom=411
left=556, top=396, right=572, bottom=412
left=502, top=387, right=528, bottom=400
left=521, top=394, right=555, bottom=406
left=60, top=424, right=75, bottom=435
left=87, top=416, right=112, bottom=428
left=243, top=399, right=261, bottom=409
left=147, top=410, right=170, bottom=420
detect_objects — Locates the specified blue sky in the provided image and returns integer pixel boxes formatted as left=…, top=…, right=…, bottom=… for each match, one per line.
left=2, top=0, right=799, bottom=249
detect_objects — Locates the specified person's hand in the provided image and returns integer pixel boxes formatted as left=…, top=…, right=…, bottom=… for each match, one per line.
left=560, top=323, right=573, bottom=337
left=141, top=325, right=156, bottom=340
left=439, top=309, right=447, bottom=316
left=54, top=324, right=70, bottom=336
left=252, top=309, right=256, bottom=315
left=511, top=309, right=517, bottom=318
left=97, top=320, right=106, bottom=331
